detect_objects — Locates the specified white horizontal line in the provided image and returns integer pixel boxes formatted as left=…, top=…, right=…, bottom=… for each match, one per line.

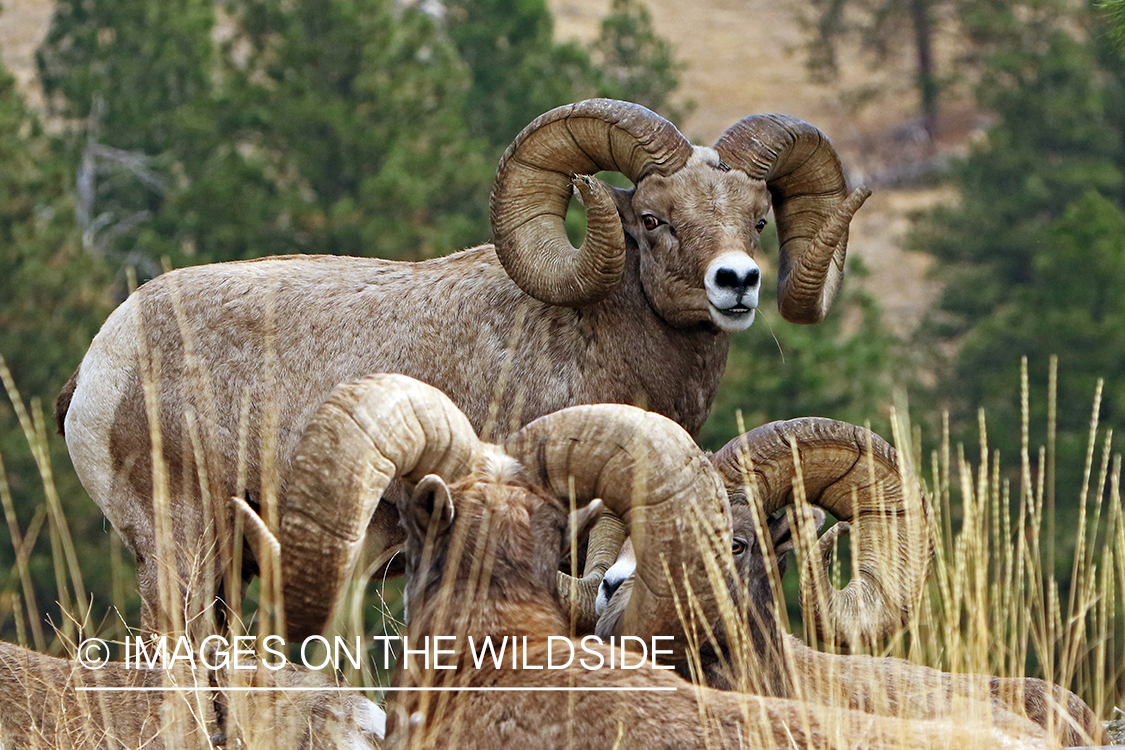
left=76, top=686, right=678, bottom=693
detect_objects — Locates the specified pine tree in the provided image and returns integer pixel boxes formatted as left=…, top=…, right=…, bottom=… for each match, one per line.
left=911, top=4, right=1125, bottom=536
left=36, top=0, right=494, bottom=272
left=37, top=0, right=218, bottom=276
left=443, top=0, right=600, bottom=152
left=222, top=0, right=492, bottom=260
left=803, top=0, right=945, bottom=139
left=590, top=0, right=689, bottom=120
left=0, top=58, right=124, bottom=642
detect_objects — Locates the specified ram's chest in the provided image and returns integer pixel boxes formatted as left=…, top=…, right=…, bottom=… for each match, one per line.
left=566, top=313, right=729, bottom=436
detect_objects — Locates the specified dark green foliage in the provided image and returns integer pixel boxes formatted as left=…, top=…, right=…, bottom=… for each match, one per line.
left=0, top=58, right=129, bottom=641
left=444, top=0, right=600, bottom=152
left=590, top=0, right=690, bottom=121
left=1107, top=0, right=1125, bottom=51
left=0, top=60, right=110, bottom=461
left=912, top=3, right=1125, bottom=534
left=223, top=0, right=492, bottom=261
left=37, top=0, right=493, bottom=273
left=444, top=0, right=688, bottom=156
left=37, top=0, right=219, bottom=276
left=918, top=29, right=1124, bottom=322
left=38, top=0, right=215, bottom=152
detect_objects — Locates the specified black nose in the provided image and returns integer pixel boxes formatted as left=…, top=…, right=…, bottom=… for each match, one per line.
left=599, top=576, right=625, bottom=604
left=715, top=266, right=760, bottom=291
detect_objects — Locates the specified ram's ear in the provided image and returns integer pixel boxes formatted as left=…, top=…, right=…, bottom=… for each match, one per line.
left=560, top=498, right=604, bottom=561
left=607, top=184, right=638, bottom=230
left=404, top=474, right=455, bottom=541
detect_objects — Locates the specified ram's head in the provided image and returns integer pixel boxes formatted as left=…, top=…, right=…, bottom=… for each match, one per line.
left=490, top=99, right=870, bottom=327
left=280, top=374, right=732, bottom=647
left=596, top=418, right=933, bottom=651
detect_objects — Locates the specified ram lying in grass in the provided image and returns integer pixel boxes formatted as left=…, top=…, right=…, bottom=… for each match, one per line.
left=595, top=418, right=1107, bottom=747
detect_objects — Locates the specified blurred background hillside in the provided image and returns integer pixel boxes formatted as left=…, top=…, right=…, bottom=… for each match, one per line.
left=1, top=0, right=1124, bottom=649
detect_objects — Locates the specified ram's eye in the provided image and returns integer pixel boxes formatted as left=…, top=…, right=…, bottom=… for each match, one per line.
left=642, top=214, right=661, bottom=231
left=755, top=218, right=768, bottom=233
left=731, top=538, right=748, bottom=556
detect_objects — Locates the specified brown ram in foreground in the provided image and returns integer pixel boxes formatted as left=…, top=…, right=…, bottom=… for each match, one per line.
left=284, top=374, right=1055, bottom=750
left=56, top=98, right=870, bottom=641
left=595, top=419, right=1107, bottom=747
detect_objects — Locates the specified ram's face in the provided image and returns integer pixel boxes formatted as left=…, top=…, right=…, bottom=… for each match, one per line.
left=594, top=503, right=822, bottom=641
left=728, top=504, right=789, bottom=608
left=622, top=147, right=771, bottom=332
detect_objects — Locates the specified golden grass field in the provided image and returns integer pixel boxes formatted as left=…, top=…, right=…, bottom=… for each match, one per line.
left=2, top=347, right=1124, bottom=747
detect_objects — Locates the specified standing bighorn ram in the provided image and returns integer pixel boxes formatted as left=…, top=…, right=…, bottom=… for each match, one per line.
left=286, top=374, right=1053, bottom=750
left=56, top=98, right=870, bottom=637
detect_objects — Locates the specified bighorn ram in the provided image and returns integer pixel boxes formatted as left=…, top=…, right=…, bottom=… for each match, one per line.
left=283, top=374, right=1053, bottom=750
left=0, top=639, right=384, bottom=749
left=595, top=419, right=1107, bottom=747
left=56, top=98, right=870, bottom=638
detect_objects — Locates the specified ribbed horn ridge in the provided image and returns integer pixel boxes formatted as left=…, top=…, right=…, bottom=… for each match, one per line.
left=556, top=512, right=627, bottom=633
left=505, top=404, right=731, bottom=659
left=280, top=374, right=482, bottom=640
left=709, top=417, right=932, bottom=645
left=491, top=99, right=693, bottom=307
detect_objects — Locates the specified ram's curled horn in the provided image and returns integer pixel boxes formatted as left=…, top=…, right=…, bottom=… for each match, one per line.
left=709, top=417, right=932, bottom=646
left=713, top=115, right=871, bottom=325
left=505, top=405, right=731, bottom=658
left=491, top=99, right=694, bottom=307
left=557, top=512, right=627, bottom=634
left=280, top=374, right=483, bottom=640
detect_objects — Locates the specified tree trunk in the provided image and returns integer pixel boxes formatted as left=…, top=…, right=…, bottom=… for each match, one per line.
left=910, top=0, right=939, bottom=145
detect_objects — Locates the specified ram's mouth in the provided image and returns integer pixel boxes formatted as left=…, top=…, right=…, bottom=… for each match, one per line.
left=709, top=304, right=757, bottom=332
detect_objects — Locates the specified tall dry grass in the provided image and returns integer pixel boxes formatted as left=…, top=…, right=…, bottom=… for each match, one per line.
left=894, top=357, right=1124, bottom=720
left=0, top=339, right=384, bottom=748
left=660, top=356, right=1123, bottom=746
left=1, top=340, right=1123, bottom=746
